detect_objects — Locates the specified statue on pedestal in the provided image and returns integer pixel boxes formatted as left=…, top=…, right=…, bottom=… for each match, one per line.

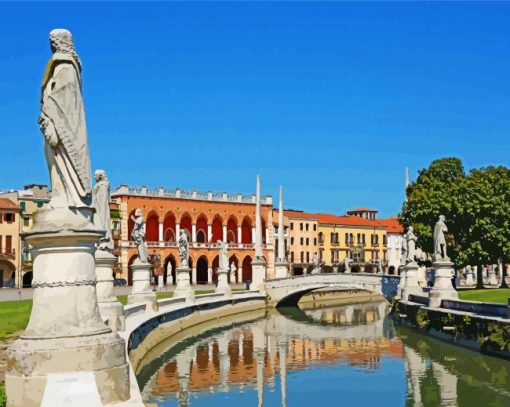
left=433, top=215, right=449, bottom=261
left=38, top=29, right=92, bottom=219
left=218, top=241, right=228, bottom=270
left=179, top=231, right=189, bottom=268
left=92, top=169, right=113, bottom=251
left=400, top=231, right=408, bottom=266
left=131, top=209, right=148, bottom=263
left=406, top=226, right=417, bottom=264
left=344, top=257, right=352, bottom=273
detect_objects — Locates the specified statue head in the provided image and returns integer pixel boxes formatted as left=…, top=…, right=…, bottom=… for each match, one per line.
left=134, top=208, right=142, bottom=218
left=49, top=29, right=82, bottom=69
left=408, top=226, right=414, bottom=233
left=94, top=169, right=107, bottom=182
left=439, top=215, right=445, bottom=222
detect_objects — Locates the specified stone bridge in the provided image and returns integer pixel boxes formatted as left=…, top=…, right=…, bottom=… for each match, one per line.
left=265, top=273, right=401, bottom=307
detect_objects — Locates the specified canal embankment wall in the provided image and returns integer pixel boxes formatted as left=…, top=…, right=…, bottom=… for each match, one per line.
left=392, top=298, right=510, bottom=360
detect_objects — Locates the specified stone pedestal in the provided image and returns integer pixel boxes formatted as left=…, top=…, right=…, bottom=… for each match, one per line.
left=401, top=263, right=423, bottom=301
left=174, top=266, right=195, bottom=303
left=274, top=261, right=289, bottom=279
left=6, top=229, right=129, bottom=407
left=488, top=269, right=498, bottom=286
left=251, top=257, right=267, bottom=291
left=216, top=268, right=232, bottom=297
left=311, top=266, right=321, bottom=274
left=396, top=266, right=406, bottom=299
left=428, top=261, right=458, bottom=308
left=128, top=259, right=157, bottom=308
left=465, top=268, right=475, bottom=286
left=95, top=250, right=125, bottom=331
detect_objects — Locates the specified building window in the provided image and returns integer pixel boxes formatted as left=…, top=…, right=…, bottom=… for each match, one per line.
left=300, top=237, right=304, bottom=245
left=314, top=238, right=317, bottom=246
left=300, top=223, right=303, bottom=231
left=112, top=221, right=120, bottom=231
left=291, top=252, right=294, bottom=262
left=306, top=238, right=309, bottom=246
left=313, top=224, right=317, bottom=231
left=345, top=233, right=348, bottom=244
left=305, top=224, right=309, bottom=231
left=291, top=237, right=294, bottom=245
left=36, top=201, right=44, bottom=208
left=306, top=252, right=310, bottom=263
left=383, top=234, right=387, bottom=245
left=362, top=234, right=366, bottom=244
left=5, top=235, right=12, bottom=254
left=319, top=232, right=324, bottom=244
left=23, top=217, right=30, bottom=227
left=290, top=223, right=294, bottom=230
left=300, top=252, right=304, bottom=263
left=19, top=202, right=26, bottom=211
left=4, top=213, right=15, bottom=223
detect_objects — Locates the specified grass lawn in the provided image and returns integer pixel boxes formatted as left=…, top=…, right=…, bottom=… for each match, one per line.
left=0, top=299, right=32, bottom=341
left=458, top=288, right=510, bottom=304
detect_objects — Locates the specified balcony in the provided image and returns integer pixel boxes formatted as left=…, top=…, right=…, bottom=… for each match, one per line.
left=0, top=248, right=16, bottom=260
left=120, top=241, right=262, bottom=250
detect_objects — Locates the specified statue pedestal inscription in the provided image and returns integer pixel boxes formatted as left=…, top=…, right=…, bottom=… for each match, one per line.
left=401, top=262, right=423, bottom=301
left=128, top=258, right=157, bottom=308
left=6, top=229, right=129, bottom=407
left=216, top=268, right=232, bottom=297
left=428, top=261, right=458, bottom=308
left=274, top=261, right=289, bottom=279
left=174, top=266, right=195, bottom=303
left=251, top=257, right=267, bottom=291
left=95, top=250, right=125, bottom=331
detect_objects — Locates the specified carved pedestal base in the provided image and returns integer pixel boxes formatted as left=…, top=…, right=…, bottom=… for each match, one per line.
left=396, top=266, right=406, bottom=299
left=274, top=261, right=290, bottom=279
left=128, top=259, right=157, bottom=309
left=174, top=266, right=195, bottom=303
left=6, top=229, right=129, bottom=407
left=251, top=258, right=267, bottom=291
left=428, top=261, right=458, bottom=308
left=216, top=268, right=232, bottom=297
left=465, top=271, right=475, bottom=286
left=401, top=263, right=424, bottom=301
left=95, top=250, right=125, bottom=331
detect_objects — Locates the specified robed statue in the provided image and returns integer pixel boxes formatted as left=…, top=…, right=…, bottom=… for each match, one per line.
left=130, top=209, right=148, bottom=263
left=433, top=215, right=449, bottom=261
left=406, top=226, right=417, bottom=264
left=38, top=29, right=92, bottom=216
left=92, top=169, right=113, bottom=250
left=178, top=231, right=189, bottom=268
left=218, top=241, right=228, bottom=270
left=400, top=230, right=408, bottom=266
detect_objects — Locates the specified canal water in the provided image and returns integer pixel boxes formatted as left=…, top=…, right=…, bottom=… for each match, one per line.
left=137, top=300, right=510, bottom=406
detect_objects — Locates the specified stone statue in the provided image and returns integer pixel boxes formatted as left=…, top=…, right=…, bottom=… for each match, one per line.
left=312, top=252, right=319, bottom=267
left=178, top=231, right=189, bottom=268
left=166, top=261, right=173, bottom=283
left=92, top=169, right=113, bottom=250
left=406, top=226, right=417, bottom=264
left=400, top=231, right=408, bottom=266
left=433, top=215, right=449, bottom=261
left=218, top=241, right=228, bottom=270
left=130, top=209, right=148, bottom=263
left=38, top=29, right=92, bottom=216
left=230, top=261, right=237, bottom=274
left=344, top=257, right=352, bottom=273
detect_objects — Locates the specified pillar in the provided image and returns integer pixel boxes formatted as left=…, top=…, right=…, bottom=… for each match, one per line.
left=223, top=225, right=227, bottom=243
left=158, top=221, right=164, bottom=242
left=176, top=224, right=181, bottom=242
left=207, top=224, right=212, bottom=242
left=192, top=224, right=197, bottom=242
left=279, top=341, right=287, bottom=407
left=95, top=250, right=125, bottom=331
left=237, top=226, right=242, bottom=245
left=208, top=267, right=213, bottom=284
left=191, top=267, right=197, bottom=285
left=252, top=175, right=267, bottom=290
left=216, top=267, right=232, bottom=297
left=128, top=258, right=157, bottom=308
left=218, top=335, right=230, bottom=390
left=401, top=262, right=424, bottom=302
left=252, top=227, right=256, bottom=245
left=174, top=264, right=195, bottom=303
left=344, top=305, right=354, bottom=324
left=275, top=186, right=289, bottom=279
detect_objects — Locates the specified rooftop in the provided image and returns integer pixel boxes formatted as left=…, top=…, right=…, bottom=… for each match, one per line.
left=346, top=207, right=378, bottom=213
left=0, top=198, right=20, bottom=210
left=376, top=217, right=404, bottom=234
left=112, top=185, right=273, bottom=205
left=315, top=213, right=385, bottom=228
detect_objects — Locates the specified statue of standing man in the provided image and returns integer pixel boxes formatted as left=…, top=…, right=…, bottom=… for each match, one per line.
left=433, top=215, right=449, bottom=261
left=406, top=226, right=417, bottom=264
left=178, top=231, right=189, bottom=268
left=218, top=241, right=229, bottom=270
left=131, top=209, right=148, bottom=263
left=38, top=29, right=92, bottom=220
left=92, top=169, right=113, bottom=251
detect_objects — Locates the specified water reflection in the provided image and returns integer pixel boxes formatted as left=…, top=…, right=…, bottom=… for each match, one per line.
left=139, top=301, right=510, bottom=407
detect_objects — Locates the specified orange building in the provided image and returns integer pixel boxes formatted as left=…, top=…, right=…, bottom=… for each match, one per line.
left=112, top=185, right=275, bottom=285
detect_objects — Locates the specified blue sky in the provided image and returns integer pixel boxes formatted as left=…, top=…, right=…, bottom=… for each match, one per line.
left=1, top=2, right=509, bottom=217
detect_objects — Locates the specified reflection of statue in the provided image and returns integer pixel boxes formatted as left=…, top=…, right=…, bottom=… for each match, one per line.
left=406, top=226, right=417, bottom=263
left=218, top=241, right=228, bottom=270
left=92, top=169, right=112, bottom=250
left=130, top=209, right=148, bottom=263
left=400, top=232, right=408, bottom=266
left=178, top=231, right=189, bottom=267
left=433, top=215, right=449, bottom=261
left=38, top=29, right=92, bottom=214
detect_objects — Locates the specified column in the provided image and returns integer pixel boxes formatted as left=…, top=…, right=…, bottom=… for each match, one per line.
left=218, top=335, right=230, bottom=390
left=191, top=267, right=197, bottom=285
left=253, top=325, right=265, bottom=407
left=252, top=227, right=256, bottom=245
left=429, top=259, right=458, bottom=308
left=192, top=223, right=197, bottom=242
left=223, top=225, right=227, bottom=242
left=252, top=175, right=267, bottom=290
left=275, top=186, right=289, bottom=279
left=176, top=223, right=181, bottom=241
left=401, top=261, right=424, bottom=302
left=158, top=221, right=164, bottom=242
left=237, top=226, right=242, bottom=245
left=404, top=346, right=425, bottom=407
left=279, top=341, right=287, bottom=407
left=176, top=351, right=192, bottom=407
left=208, top=267, right=213, bottom=284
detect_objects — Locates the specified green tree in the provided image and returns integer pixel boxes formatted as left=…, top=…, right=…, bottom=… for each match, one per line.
left=400, top=159, right=510, bottom=289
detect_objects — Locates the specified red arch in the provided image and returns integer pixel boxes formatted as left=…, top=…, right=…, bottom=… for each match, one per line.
left=227, top=216, right=237, bottom=243
left=146, top=211, right=159, bottom=242
left=211, top=215, right=223, bottom=242
left=196, top=214, right=208, bottom=243
left=164, top=212, right=176, bottom=242
left=196, top=256, right=208, bottom=284
left=180, top=213, right=192, bottom=240
left=242, top=256, right=252, bottom=282
left=241, top=217, right=252, bottom=244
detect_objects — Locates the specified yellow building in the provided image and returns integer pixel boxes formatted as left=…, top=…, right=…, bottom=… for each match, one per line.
left=316, top=210, right=388, bottom=271
left=0, top=184, right=51, bottom=287
left=0, top=198, right=21, bottom=287
left=285, top=211, right=319, bottom=275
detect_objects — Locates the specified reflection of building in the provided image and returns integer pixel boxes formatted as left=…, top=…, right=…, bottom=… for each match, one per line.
left=0, top=198, right=21, bottom=287
left=376, top=216, right=403, bottom=273
left=112, top=185, right=274, bottom=284
left=0, top=185, right=51, bottom=287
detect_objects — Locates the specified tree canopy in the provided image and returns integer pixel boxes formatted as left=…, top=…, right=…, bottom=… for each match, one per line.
left=400, top=158, right=510, bottom=268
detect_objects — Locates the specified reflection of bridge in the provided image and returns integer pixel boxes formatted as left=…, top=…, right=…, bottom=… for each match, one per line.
left=265, top=273, right=401, bottom=306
